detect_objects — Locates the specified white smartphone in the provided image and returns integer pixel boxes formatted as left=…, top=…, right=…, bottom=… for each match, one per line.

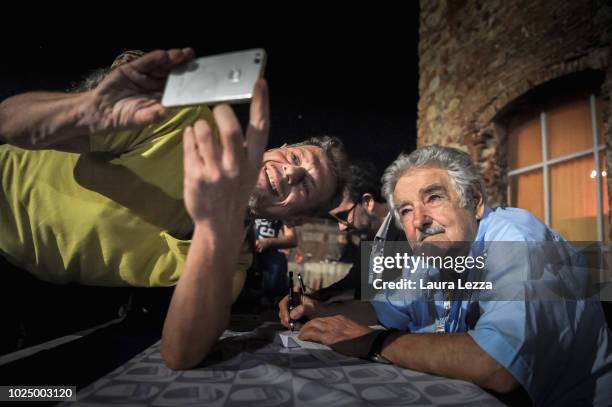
left=161, top=49, right=266, bottom=107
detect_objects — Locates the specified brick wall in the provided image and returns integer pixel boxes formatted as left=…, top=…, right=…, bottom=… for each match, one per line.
left=418, top=0, right=612, bottom=239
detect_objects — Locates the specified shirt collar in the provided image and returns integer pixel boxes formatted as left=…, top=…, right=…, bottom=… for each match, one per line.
left=375, top=212, right=394, bottom=241
left=474, top=206, right=493, bottom=242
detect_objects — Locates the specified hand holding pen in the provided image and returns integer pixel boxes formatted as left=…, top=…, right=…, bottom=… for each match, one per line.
left=288, top=272, right=296, bottom=331
left=280, top=272, right=321, bottom=330
left=288, top=272, right=308, bottom=331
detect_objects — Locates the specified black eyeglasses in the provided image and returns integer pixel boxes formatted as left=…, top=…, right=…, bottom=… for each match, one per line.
left=330, top=202, right=358, bottom=228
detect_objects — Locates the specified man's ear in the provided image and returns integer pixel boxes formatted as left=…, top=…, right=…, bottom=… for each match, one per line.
left=474, top=192, right=485, bottom=220
left=362, top=193, right=376, bottom=214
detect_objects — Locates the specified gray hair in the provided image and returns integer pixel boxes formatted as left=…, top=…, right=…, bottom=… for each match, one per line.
left=382, top=145, right=487, bottom=224
left=68, top=67, right=113, bottom=93
left=68, top=50, right=145, bottom=93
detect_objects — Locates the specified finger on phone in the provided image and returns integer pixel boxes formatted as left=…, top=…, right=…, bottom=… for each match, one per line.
left=193, top=119, right=217, bottom=165
left=246, top=79, right=269, bottom=169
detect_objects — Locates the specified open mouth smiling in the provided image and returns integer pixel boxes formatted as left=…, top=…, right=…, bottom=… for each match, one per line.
left=264, top=165, right=282, bottom=198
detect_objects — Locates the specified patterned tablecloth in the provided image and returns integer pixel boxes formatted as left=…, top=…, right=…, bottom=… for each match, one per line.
left=65, top=318, right=505, bottom=406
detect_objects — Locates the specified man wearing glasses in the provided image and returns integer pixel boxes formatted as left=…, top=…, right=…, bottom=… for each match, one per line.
left=300, top=161, right=402, bottom=302
left=329, top=161, right=389, bottom=240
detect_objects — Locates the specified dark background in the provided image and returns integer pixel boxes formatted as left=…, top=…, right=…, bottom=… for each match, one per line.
left=0, top=7, right=419, bottom=173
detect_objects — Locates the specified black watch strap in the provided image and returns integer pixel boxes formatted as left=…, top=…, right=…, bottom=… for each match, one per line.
left=367, top=328, right=400, bottom=361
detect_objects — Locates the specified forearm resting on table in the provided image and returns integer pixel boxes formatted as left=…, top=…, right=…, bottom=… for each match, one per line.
left=0, top=91, right=95, bottom=150
left=319, top=300, right=379, bottom=326
left=161, top=221, right=243, bottom=370
left=382, top=332, right=518, bottom=393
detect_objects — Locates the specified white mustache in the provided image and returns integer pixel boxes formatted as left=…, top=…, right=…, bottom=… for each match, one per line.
left=417, top=225, right=446, bottom=242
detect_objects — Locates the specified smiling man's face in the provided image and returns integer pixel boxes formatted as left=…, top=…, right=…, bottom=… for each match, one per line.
left=393, top=166, right=484, bottom=254
left=249, top=145, right=337, bottom=219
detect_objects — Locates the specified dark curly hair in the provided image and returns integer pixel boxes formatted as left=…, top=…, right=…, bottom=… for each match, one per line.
left=345, top=160, right=385, bottom=204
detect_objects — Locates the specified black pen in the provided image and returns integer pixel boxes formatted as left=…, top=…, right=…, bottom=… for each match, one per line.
left=297, top=273, right=306, bottom=296
left=288, top=271, right=295, bottom=331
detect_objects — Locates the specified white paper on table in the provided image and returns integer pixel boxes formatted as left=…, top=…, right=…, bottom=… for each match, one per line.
left=278, top=331, right=332, bottom=350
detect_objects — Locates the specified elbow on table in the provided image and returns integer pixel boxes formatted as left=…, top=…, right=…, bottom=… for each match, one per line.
left=161, top=342, right=214, bottom=371
left=480, top=365, right=519, bottom=394
left=160, top=311, right=230, bottom=370
left=162, top=352, right=197, bottom=371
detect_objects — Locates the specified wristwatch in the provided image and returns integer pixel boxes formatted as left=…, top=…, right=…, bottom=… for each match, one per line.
left=367, top=328, right=399, bottom=364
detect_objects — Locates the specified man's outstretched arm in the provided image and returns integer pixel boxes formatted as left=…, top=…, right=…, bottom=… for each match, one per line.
left=161, top=80, right=269, bottom=370
left=161, top=216, right=243, bottom=370
left=0, top=48, right=194, bottom=151
left=380, top=331, right=518, bottom=393
left=298, top=315, right=518, bottom=394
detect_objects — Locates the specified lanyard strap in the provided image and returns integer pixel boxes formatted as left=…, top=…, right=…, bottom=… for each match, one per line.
left=436, top=291, right=462, bottom=333
left=445, top=299, right=462, bottom=332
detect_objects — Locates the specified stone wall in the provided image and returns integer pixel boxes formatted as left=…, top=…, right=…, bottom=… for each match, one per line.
left=418, top=0, right=612, bottom=240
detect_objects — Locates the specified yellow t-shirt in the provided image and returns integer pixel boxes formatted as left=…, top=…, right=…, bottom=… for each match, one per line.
left=0, top=106, right=249, bottom=301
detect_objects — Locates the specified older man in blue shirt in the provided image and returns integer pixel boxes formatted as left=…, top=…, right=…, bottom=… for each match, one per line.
left=280, top=145, right=612, bottom=406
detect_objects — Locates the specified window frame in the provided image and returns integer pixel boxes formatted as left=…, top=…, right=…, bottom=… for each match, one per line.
left=507, top=95, right=607, bottom=241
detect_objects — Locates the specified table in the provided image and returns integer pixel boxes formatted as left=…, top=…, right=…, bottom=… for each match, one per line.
left=65, top=317, right=505, bottom=406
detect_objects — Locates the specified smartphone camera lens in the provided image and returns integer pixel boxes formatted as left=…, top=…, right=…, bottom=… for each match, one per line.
left=254, top=58, right=261, bottom=64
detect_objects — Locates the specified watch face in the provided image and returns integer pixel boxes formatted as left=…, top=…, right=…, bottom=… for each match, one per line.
left=371, top=354, right=392, bottom=364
